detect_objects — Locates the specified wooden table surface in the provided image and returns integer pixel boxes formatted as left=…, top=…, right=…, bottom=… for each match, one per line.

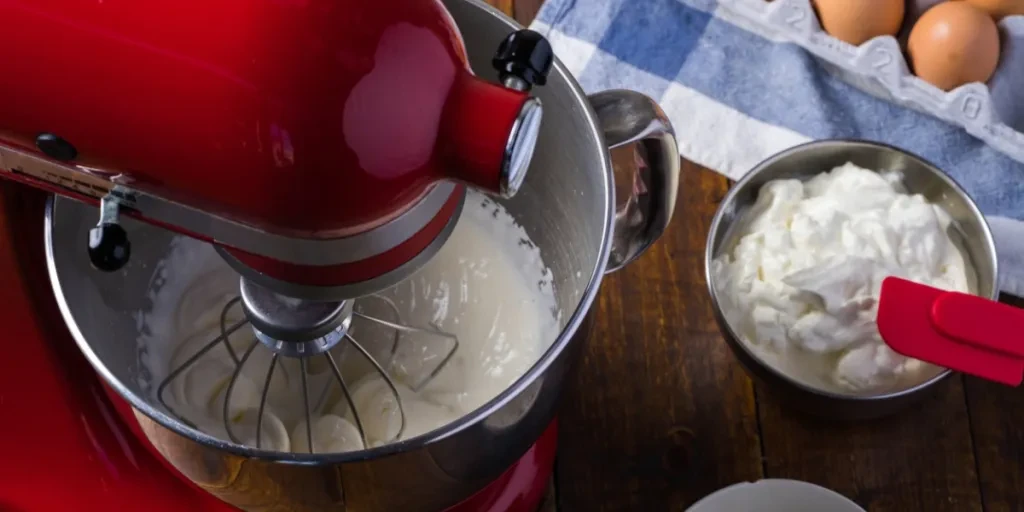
left=483, top=1, right=1024, bottom=511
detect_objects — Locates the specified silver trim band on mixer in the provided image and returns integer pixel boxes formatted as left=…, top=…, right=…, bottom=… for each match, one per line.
left=0, top=143, right=458, bottom=267
left=216, top=192, right=466, bottom=300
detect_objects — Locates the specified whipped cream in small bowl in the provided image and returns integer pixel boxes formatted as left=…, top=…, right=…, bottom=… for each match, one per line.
left=705, top=140, right=998, bottom=420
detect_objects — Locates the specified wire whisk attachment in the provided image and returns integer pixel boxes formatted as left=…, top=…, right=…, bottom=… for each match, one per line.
left=155, top=293, right=458, bottom=454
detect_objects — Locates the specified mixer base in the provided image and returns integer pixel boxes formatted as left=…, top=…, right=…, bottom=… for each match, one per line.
left=0, top=185, right=556, bottom=512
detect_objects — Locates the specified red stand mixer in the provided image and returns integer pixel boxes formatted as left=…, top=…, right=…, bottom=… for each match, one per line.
left=0, top=0, right=680, bottom=510
left=1, top=0, right=550, bottom=296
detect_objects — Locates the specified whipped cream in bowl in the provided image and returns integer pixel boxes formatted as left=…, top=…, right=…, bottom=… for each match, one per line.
left=705, top=140, right=998, bottom=419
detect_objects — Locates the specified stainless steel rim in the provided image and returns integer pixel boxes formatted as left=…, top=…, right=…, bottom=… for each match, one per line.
left=704, top=138, right=1000, bottom=402
left=44, top=39, right=615, bottom=465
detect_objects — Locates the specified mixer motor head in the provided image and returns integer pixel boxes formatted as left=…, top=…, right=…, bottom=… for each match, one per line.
left=0, top=0, right=553, bottom=302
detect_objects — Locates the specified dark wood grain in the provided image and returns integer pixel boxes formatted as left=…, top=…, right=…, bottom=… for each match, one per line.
left=500, top=2, right=1017, bottom=512
left=553, top=156, right=763, bottom=510
left=758, top=379, right=982, bottom=511
left=510, top=4, right=761, bottom=510
left=965, top=294, right=1024, bottom=512
left=512, top=0, right=544, bottom=22
left=964, top=376, right=1024, bottom=512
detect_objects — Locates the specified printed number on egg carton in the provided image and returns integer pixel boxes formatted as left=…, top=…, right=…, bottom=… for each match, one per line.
left=716, top=0, right=1024, bottom=165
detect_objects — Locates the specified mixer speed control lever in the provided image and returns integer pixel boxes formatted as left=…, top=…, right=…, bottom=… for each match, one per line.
left=493, top=29, right=554, bottom=92
left=491, top=30, right=553, bottom=198
left=88, top=194, right=131, bottom=272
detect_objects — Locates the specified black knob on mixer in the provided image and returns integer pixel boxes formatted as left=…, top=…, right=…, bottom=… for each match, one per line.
left=493, top=29, right=554, bottom=91
left=88, top=223, right=131, bottom=272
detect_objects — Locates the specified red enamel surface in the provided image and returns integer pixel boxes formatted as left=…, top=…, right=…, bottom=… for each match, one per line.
left=0, top=0, right=527, bottom=239
left=878, top=277, right=1024, bottom=386
left=0, top=183, right=231, bottom=511
left=224, top=184, right=465, bottom=285
left=0, top=182, right=555, bottom=511
left=448, top=421, right=558, bottom=512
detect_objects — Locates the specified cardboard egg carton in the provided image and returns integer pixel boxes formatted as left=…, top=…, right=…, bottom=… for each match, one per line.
left=716, top=0, right=1024, bottom=165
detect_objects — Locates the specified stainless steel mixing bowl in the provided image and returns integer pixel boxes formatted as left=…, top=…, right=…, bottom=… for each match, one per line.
left=44, top=1, right=680, bottom=510
left=705, top=140, right=998, bottom=421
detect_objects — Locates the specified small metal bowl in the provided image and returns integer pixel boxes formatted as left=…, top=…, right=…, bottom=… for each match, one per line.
left=705, top=140, right=999, bottom=421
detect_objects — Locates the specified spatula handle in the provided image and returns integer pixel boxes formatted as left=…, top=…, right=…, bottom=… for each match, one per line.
left=932, top=291, right=1024, bottom=357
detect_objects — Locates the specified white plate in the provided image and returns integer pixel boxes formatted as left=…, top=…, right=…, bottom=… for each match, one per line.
left=687, top=479, right=866, bottom=512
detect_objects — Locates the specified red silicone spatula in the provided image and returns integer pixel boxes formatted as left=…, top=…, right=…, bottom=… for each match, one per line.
left=878, top=276, right=1024, bottom=386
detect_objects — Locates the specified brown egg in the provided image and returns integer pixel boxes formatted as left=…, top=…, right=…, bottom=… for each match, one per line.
left=908, top=2, right=1001, bottom=91
left=812, top=0, right=906, bottom=45
left=963, top=0, right=1024, bottom=19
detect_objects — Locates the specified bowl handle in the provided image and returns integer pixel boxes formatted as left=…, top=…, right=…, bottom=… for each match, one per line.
left=588, top=90, right=680, bottom=273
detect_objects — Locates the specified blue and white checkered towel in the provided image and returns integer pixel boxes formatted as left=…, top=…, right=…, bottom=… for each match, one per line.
left=529, top=0, right=1024, bottom=296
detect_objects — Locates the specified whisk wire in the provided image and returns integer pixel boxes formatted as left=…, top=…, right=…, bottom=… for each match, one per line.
left=355, top=312, right=460, bottom=392
left=255, top=353, right=279, bottom=450
left=346, top=332, right=406, bottom=440
left=299, top=358, right=314, bottom=453
left=223, top=340, right=260, bottom=444
left=325, top=351, right=367, bottom=449
left=158, top=293, right=459, bottom=453
left=353, top=294, right=403, bottom=366
left=156, top=317, right=249, bottom=428
left=219, top=296, right=243, bottom=365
